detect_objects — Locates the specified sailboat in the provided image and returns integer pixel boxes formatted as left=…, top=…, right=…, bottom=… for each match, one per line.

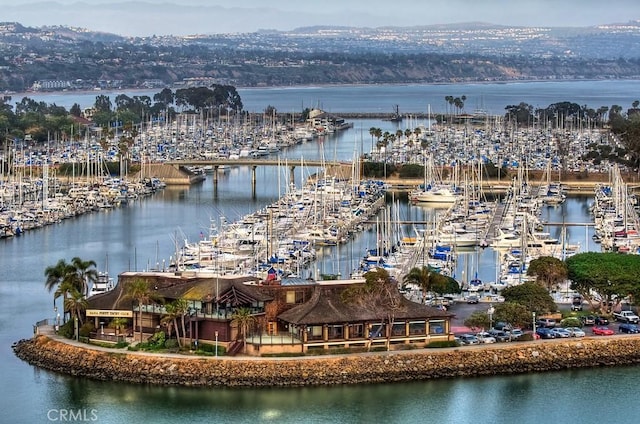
left=410, top=154, right=461, bottom=203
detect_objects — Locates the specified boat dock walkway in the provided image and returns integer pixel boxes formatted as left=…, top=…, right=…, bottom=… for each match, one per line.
left=484, top=201, right=507, bottom=242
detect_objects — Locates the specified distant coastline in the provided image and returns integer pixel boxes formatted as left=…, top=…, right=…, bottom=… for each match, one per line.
left=11, top=76, right=637, bottom=98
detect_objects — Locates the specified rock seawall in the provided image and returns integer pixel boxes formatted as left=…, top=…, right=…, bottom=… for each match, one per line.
left=13, top=335, right=640, bottom=387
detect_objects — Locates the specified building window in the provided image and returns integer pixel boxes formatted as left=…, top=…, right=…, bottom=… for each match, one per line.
left=391, top=322, right=406, bottom=337
left=429, top=320, right=445, bottom=335
left=285, top=290, right=304, bottom=304
left=350, top=324, right=364, bottom=338
left=369, top=323, right=385, bottom=338
left=409, top=321, right=426, bottom=335
left=309, top=325, right=323, bottom=340
left=328, top=325, right=343, bottom=340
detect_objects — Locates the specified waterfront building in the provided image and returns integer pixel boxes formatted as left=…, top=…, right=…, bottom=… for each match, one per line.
left=86, top=270, right=452, bottom=355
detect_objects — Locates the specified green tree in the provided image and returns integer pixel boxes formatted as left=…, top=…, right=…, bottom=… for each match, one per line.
left=431, top=273, right=461, bottom=296
left=44, top=257, right=97, bottom=321
left=70, top=257, right=98, bottom=297
left=493, top=302, right=533, bottom=329
left=111, top=317, right=129, bottom=336
left=567, top=252, right=640, bottom=312
left=403, top=266, right=435, bottom=301
left=501, top=282, right=557, bottom=315
left=526, top=256, right=568, bottom=292
left=64, top=289, right=88, bottom=326
left=464, top=310, right=490, bottom=331
left=231, top=307, right=255, bottom=354
left=123, top=279, right=164, bottom=342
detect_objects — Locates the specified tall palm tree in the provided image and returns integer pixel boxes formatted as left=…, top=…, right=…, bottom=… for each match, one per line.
left=123, top=279, right=163, bottom=342
left=45, top=259, right=72, bottom=292
left=71, top=257, right=98, bottom=297
left=173, top=298, right=189, bottom=346
left=161, top=302, right=180, bottom=344
left=45, top=258, right=87, bottom=322
left=64, top=289, right=88, bottom=327
left=162, top=298, right=189, bottom=347
left=403, top=266, right=435, bottom=302
left=231, top=307, right=255, bottom=354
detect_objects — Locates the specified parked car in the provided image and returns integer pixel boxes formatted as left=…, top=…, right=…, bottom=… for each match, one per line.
left=466, top=295, right=479, bottom=304
left=476, top=332, right=496, bottom=344
left=550, top=328, right=571, bottom=338
left=592, top=326, right=615, bottom=336
left=564, top=327, right=586, bottom=337
left=493, top=321, right=512, bottom=331
left=536, top=318, right=557, bottom=328
left=488, top=329, right=511, bottom=342
left=536, top=327, right=555, bottom=339
left=508, top=328, right=524, bottom=339
left=458, top=334, right=480, bottom=345
left=619, top=323, right=640, bottom=334
left=595, top=316, right=610, bottom=325
left=580, top=315, right=596, bottom=326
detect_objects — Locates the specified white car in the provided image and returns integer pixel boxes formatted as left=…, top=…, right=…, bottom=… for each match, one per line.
left=476, top=332, right=497, bottom=343
left=564, top=327, right=586, bottom=337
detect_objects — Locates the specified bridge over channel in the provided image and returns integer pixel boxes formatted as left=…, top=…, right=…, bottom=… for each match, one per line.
left=153, top=159, right=353, bottom=192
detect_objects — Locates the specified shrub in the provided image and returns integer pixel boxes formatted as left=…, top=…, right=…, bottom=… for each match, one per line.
left=197, top=342, right=226, bottom=356
left=79, top=322, right=95, bottom=338
left=518, top=333, right=535, bottom=342
left=426, top=340, right=459, bottom=348
left=58, top=320, right=74, bottom=339
left=560, top=317, right=582, bottom=328
left=164, top=339, right=179, bottom=349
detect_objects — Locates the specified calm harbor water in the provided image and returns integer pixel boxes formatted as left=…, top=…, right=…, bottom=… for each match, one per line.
left=11, top=79, right=640, bottom=115
left=3, top=81, right=640, bottom=423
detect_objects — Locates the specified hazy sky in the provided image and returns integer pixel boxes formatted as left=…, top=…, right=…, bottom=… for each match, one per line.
left=2, top=0, right=639, bottom=36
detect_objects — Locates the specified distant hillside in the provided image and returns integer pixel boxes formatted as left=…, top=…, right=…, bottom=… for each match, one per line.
left=1, top=21, right=640, bottom=92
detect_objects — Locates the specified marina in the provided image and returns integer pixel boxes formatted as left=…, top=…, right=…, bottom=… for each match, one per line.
left=3, top=81, right=640, bottom=423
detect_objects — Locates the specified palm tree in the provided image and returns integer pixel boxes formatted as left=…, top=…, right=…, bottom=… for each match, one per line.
left=161, top=302, right=180, bottom=345
left=71, top=257, right=98, bottom=297
left=111, top=317, right=129, bottom=337
left=123, top=279, right=163, bottom=342
left=403, top=266, right=435, bottom=302
left=231, top=307, right=255, bottom=354
left=45, top=258, right=96, bottom=322
left=44, top=259, right=73, bottom=305
left=64, top=289, right=88, bottom=327
left=162, top=298, right=189, bottom=347
left=173, top=298, right=189, bottom=346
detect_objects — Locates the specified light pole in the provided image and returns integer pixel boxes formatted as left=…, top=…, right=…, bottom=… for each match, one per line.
left=215, top=331, right=219, bottom=358
left=487, top=304, right=495, bottom=330
left=532, top=312, right=536, bottom=337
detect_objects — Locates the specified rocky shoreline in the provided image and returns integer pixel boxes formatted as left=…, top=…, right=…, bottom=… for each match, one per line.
left=12, top=335, right=640, bottom=387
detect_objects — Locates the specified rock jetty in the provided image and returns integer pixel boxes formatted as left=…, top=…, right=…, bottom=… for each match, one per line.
left=12, top=335, right=640, bottom=387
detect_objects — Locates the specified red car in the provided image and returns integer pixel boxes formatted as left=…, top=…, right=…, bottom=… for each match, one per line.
left=593, top=326, right=614, bottom=336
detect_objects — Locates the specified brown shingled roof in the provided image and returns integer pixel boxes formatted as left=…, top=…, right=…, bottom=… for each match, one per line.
left=277, top=285, right=451, bottom=325
left=87, top=273, right=270, bottom=310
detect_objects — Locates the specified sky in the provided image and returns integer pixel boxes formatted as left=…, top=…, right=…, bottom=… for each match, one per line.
left=1, top=0, right=639, bottom=36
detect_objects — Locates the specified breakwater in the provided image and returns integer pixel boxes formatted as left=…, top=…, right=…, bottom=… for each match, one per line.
left=12, top=335, right=640, bottom=388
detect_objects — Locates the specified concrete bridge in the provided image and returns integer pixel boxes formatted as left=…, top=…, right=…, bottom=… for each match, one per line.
left=143, top=159, right=353, bottom=192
